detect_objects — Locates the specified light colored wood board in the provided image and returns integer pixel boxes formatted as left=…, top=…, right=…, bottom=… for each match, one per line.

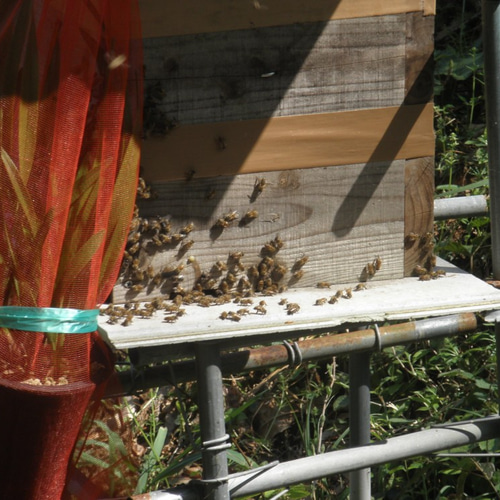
left=143, top=16, right=406, bottom=127
left=404, top=157, right=435, bottom=276
left=141, top=103, right=434, bottom=183
left=113, top=161, right=405, bottom=303
left=102, top=259, right=500, bottom=349
left=405, top=12, right=434, bottom=105
left=139, top=0, right=432, bottom=38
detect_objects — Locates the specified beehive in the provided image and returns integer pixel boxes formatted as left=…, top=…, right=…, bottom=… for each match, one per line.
left=114, top=0, right=436, bottom=304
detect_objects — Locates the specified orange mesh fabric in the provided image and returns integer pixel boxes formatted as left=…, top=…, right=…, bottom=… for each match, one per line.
left=0, top=1, right=142, bottom=498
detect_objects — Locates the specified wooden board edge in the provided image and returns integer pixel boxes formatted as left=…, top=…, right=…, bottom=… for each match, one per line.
left=404, top=156, right=435, bottom=276
left=140, top=0, right=428, bottom=38
left=141, top=103, right=435, bottom=183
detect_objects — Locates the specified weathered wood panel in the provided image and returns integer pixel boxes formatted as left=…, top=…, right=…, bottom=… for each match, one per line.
left=113, top=160, right=405, bottom=303
left=139, top=0, right=435, bottom=38
left=142, top=103, right=434, bottom=183
left=143, top=16, right=406, bottom=126
left=404, top=157, right=435, bottom=276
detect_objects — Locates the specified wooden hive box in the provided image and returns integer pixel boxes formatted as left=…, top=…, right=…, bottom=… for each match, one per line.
left=114, top=0, right=436, bottom=304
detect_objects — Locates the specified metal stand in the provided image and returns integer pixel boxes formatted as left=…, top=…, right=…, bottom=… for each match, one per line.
left=195, top=342, right=230, bottom=500
left=349, top=351, right=371, bottom=500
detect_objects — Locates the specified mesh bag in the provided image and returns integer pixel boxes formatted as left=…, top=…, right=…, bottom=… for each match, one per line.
left=0, top=1, right=142, bottom=498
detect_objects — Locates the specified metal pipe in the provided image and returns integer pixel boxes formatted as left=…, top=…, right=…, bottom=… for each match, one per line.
left=227, top=416, right=500, bottom=498
left=349, top=351, right=371, bottom=500
left=107, top=313, right=477, bottom=396
left=483, top=0, right=500, bottom=278
left=433, top=195, right=489, bottom=220
left=195, top=343, right=230, bottom=500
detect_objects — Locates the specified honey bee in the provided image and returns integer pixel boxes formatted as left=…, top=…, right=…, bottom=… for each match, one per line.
left=171, top=233, right=184, bottom=244
left=160, top=218, right=171, bottom=233
left=179, top=239, right=194, bottom=253
left=214, top=218, right=229, bottom=229
left=130, top=284, right=145, bottom=293
left=255, top=279, right=264, bottom=292
left=373, top=256, right=382, bottom=271
left=131, top=269, right=145, bottom=281
left=248, top=265, right=259, bottom=279
left=315, top=298, right=327, bottom=305
left=278, top=298, right=288, bottom=305
left=292, top=270, right=304, bottom=280
left=364, top=262, right=376, bottom=277
left=185, top=169, right=196, bottom=182
left=343, top=288, right=352, bottom=299
left=271, top=264, right=287, bottom=281
left=159, top=234, right=172, bottom=245
left=229, top=251, right=244, bottom=261
left=253, top=177, right=268, bottom=198
left=146, top=265, right=155, bottom=279
left=224, top=210, right=239, bottom=223
left=239, top=298, right=254, bottom=306
left=164, top=314, right=179, bottom=323
left=413, top=265, right=427, bottom=276
left=335, top=290, right=343, bottom=299
left=205, top=189, right=216, bottom=201
left=219, top=280, right=230, bottom=293
left=226, top=273, right=237, bottom=286
left=237, top=308, right=250, bottom=316
left=328, top=296, right=338, bottom=304
left=227, top=311, right=242, bottom=322
left=420, top=232, right=434, bottom=250
left=213, top=261, right=228, bottom=273
left=253, top=303, right=267, bottom=314
left=286, top=303, right=300, bottom=315
left=316, top=282, right=331, bottom=289
left=262, top=243, right=278, bottom=256
left=354, top=283, right=366, bottom=291
left=121, top=312, right=135, bottom=327
left=215, top=135, right=226, bottom=151
left=293, top=255, right=309, bottom=271
left=427, top=254, right=437, bottom=269
left=129, top=231, right=141, bottom=244
left=238, top=276, right=251, bottom=290
left=162, top=264, right=184, bottom=277
left=197, top=297, right=213, bottom=308
left=419, top=273, right=431, bottom=281
left=181, top=222, right=195, bottom=235
left=220, top=311, right=229, bottom=320
left=405, top=232, right=420, bottom=244
left=241, top=209, right=258, bottom=224
left=129, top=242, right=140, bottom=255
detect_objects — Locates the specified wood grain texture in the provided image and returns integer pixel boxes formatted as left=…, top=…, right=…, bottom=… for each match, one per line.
left=143, top=17, right=406, bottom=127
left=404, top=157, right=435, bottom=276
left=139, top=0, right=432, bottom=38
left=405, top=12, right=434, bottom=104
left=141, top=103, right=434, bottom=183
left=113, top=161, right=405, bottom=303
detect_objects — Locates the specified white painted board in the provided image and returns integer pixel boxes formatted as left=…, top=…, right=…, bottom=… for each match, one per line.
left=100, top=259, right=500, bottom=350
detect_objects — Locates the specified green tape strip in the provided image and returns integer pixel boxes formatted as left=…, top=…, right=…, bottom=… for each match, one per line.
left=0, top=307, right=99, bottom=334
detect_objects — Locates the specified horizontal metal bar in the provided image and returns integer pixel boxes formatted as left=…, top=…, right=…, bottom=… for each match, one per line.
left=434, top=195, right=489, bottom=220
left=106, top=313, right=477, bottom=397
left=227, top=416, right=500, bottom=497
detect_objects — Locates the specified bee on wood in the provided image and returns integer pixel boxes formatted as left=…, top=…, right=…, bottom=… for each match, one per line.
left=248, top=265, right=259, bottom=279
left=237, top=308, right=250, bottom=316
left=335, top=290, right=343, bottom=299
left=220, top=311, right=229, bottom=320
left=219, top=280, right=230, bottom=294
left=239, top=298, right=254, bottom=306
left=293, top=255, right=309, bottom=271
left=215, top=135, right=226, bottom=151
left=180, top=222, right=195, bottom=235
left=316, top=282, right=331, bottom=289
left=224, top=210, right=239, bottom=223
left=315, top=298, right=327, bottom=306
left=131, top=269, right=145, bottom=282
left=129, top=242, right=140, bottom=255
left=205, top=189, right=216, bottom=201
left=405, top=232, right=420, bottom=246
left=354, top=283, right=366, bottom=291
left=226, top=272, right=238, bottom=287
left=162, top=264, right=184, bottom=278
left=420, top=231, right=434, bottom=250
left=343, top=288, right=352, bottom=299
left=238, top=276, right=251, bottom=290
left=213, top=218, right=229, bottom=229
left=171, top=233, right=184, bottom=245
left=278, top=298, right=288, bottom=306
left=373, top=256, right=382, bottom=271
left=364, top=262, right=376, bottom=278
left=229, top=251, right=244, bottom=262
left=419, top=273, right=431, bottom=281
left=255, top=279, right=265, bottom=292
left=250, top=177, right=268, bottom=201
left=413, top=265, right=428, bottom=277
left=328, top=296, right=338, bottom=304
left=241, top=209, right=258, bottom=224
left=179, top=239, right=194, bottom=253
left=130, top=284, right=145, bottom=293
left=173, top=295, right=184, bottom=306
left=227, top=311, right=242, bottom=322
left=292, top=269, right=304, bottom=280
left=271, top=264, right=287, bottom=281
left=213, top=261, right=228, bottom=273
left=146, top=265, right=155, bottom=279
left=121, top=311, right=135, bottom=327
left=185, top=169, right=196, bottom=182
left=286, top=303, right=300, bottom=315
left=129, top=231, right=141, bottom=244
left=427, top=254, right=437, bottom=269
left=160, top=218, right=171, bottom=233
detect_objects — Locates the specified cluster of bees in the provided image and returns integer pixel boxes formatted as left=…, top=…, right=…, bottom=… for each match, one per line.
left=407, top=231, right=446, bottom=281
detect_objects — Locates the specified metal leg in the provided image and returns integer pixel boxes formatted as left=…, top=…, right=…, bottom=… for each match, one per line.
left=349, top=351, right=371, bottom=500
left=195, top=342, right=230, bottom=500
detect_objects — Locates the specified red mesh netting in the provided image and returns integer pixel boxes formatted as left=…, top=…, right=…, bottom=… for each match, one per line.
left=0, top=1, right=142, bottom=498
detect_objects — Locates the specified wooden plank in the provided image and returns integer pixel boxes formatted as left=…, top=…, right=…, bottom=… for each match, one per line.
left=102, top=260, right=500, bottom=349
left=141, top=103, right=434, bottom=183
left=139, top=0, right=432, bottom=38
left=143, top=16, right=406, bottom=127
left=404, top=157, right=435, bottom=276
left=113, top=161, right=405, bottom=303
left=405, top=12, right=434, bottom=105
